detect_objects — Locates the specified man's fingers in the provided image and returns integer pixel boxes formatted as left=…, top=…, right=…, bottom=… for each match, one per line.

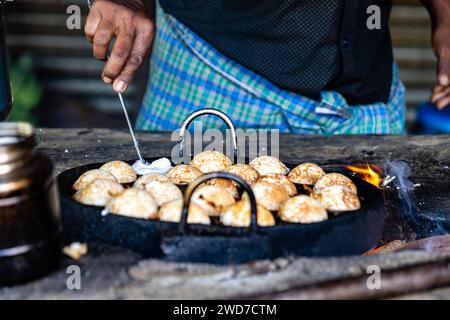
left=112, top=48, right=144, bottom=93
left=112, top=20, right=154, bottom=93
left=431, top=87, right=450, bottom=103
left=102, top=27, right=135, bottom=83
left=433, top=85, right=445, bottom=94
left=437, top=46, right=450, bottom=86
left=432, top=44, right=450, bottom=107
left=92, top=19, right=116, bottom=60
left=436, top=96, right=450, bottom=110
left=84, top=9, right=101, bottom=42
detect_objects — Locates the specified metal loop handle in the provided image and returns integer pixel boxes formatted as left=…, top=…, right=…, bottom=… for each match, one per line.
left=180, top=172, right=258, bottom=234
left=177, top=109, right=238, bottom=160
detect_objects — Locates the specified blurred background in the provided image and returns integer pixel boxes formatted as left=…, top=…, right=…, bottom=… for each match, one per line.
left=4, top=0, right=445, bottom=132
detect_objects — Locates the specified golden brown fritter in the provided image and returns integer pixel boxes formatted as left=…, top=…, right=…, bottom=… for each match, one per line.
left=73, top=179, right=124, bottom=206
left=313, top=173, right=358, bottom=194
left=250, top=156, right=289, bottom=176
left=190, top=150, right=232, bottom=173
left=100, top=160, right=137, bottom=183
left=259, top=174, right=297, bottom=197
left=166, top=165, right=203, bottom=185
left=312, top=185, right=361, bottom=213
left=279, top=195, right=328, bottom=224
left=106, top=188, right=158, bottom=219
left=287, top=163, right=326, bottom=185
left=252, top=181, right=289, bottom=211
left=73, top=169, right=117, bottom=190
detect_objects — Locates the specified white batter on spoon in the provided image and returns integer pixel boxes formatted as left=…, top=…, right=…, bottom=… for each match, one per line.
left=133, top=157, right=173, bottom=176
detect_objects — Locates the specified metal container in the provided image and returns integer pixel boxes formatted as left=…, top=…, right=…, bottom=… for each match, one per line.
left=0, top=122, right=61, bottom=286
left=59, top=162, right=384, bottom=264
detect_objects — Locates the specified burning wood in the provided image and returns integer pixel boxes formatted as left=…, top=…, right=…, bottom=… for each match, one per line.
left=381, top=175, right=396, bottom=188
left=365, top=235, right=450, bottom=255
left=364, top=240, right=406, bottom=255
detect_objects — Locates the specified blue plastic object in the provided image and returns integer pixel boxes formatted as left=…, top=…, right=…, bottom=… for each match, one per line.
left=417, top=102, right=450, bottom=133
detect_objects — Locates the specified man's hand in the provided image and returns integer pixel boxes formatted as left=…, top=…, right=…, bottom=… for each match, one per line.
left=423, top=0, right=450, bottom=109
left=84, top=0, right=155, bottom=93
left=430, top=22, right=450, bottom=109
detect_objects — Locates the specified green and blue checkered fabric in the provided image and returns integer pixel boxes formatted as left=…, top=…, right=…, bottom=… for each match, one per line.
left=136, top=4, right=406, bottom=134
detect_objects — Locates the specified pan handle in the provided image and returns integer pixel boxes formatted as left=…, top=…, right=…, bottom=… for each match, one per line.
left=180, top=172, right=258, bottom=235
left=177, top=109, right=238, bottom=160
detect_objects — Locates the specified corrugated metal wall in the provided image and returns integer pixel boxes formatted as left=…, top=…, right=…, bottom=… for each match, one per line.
left=391, top=0, right=436, bottom=124
left=6, top=0, right=147, bottom=127
left=6, top=0, right=436, bottom=128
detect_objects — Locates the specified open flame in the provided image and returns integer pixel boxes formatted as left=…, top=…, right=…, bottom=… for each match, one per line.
left=346, top=164, right=383, bottom=188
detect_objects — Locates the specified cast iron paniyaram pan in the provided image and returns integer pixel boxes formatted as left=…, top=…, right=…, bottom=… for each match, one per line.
left=58, top=159, right=385, bottom=265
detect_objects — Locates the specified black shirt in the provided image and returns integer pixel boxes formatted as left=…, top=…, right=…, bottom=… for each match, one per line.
left=158, top=0, right=394, bottom=105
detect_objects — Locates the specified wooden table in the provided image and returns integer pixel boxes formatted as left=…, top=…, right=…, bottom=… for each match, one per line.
left=1, top=129, right=449, bottom=299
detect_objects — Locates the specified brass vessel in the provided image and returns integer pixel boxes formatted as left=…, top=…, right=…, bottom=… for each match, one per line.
left=0, top=122, right=61, bottom=286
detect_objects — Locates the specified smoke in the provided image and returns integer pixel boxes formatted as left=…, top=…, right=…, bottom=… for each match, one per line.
left=384, top=159, right=415, bottom=216
left=383, top=159, right=448, bottom=246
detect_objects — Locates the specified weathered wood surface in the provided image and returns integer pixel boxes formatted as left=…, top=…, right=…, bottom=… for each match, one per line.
left=1, top=129, right=450, bottom=300
left=36, top=129, right=450, bottom=176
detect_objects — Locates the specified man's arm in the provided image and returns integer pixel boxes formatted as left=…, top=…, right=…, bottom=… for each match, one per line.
left=421, top=0, right=450, bottom=109
left=84, top=0, right=155, bottom=93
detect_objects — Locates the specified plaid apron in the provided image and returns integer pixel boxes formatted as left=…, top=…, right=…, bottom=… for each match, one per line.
left=136, top=3, right=406, bottom=134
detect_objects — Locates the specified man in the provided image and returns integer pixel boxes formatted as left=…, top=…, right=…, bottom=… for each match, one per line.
left=85, top=0, right=450, bottom=133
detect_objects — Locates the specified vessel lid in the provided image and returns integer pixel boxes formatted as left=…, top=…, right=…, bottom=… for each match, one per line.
left=0, top=122, right=35, bottom=164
